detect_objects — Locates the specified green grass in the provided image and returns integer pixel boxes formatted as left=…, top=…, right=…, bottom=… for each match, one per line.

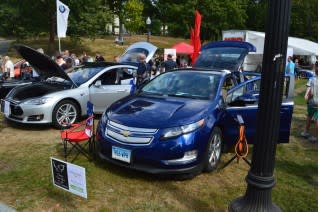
left=0, top=36, right=317, bottom=211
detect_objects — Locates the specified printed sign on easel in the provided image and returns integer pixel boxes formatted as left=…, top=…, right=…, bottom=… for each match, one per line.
left=50, top=157, right=87, bottom=198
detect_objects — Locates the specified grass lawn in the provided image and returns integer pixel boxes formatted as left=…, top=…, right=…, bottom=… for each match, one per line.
left=0, top=36, right=317, bottom=211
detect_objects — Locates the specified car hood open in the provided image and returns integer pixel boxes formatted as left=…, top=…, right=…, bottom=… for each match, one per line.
left=108, top=96, right=210, bottom=128
left=119, top=42, right=157, bottom=64
left=193, top=40, right=256, bottom=72
left=14, top=45, right=75, bottom=85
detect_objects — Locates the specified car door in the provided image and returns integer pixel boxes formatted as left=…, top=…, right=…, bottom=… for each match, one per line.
left=222, top=76, right=294, bottom=146
left=89, top=67, right=135, bottom=113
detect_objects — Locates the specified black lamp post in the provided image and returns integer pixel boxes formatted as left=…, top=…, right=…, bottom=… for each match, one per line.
left=146, top=17, right=151, bottom=42
left=229, top=0, right=292, bottom=211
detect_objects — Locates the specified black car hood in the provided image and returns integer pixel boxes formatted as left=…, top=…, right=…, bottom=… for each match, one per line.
left=14, top=45, right=74, bottom=84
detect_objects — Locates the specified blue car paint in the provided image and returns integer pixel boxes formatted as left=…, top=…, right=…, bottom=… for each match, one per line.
left=201, top=40, right=257, bottom=52
left=222, top=76, right=294, bottom=146
left=96, top=70, right=293, bottom=175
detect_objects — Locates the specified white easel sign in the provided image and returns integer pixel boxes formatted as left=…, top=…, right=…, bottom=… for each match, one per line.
left=50, top=157, right=87, bottom=199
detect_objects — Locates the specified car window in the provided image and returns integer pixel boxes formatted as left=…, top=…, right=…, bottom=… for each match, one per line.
left=68, top=66, right=104, bottom=86
left=120, top=48, right=149, bottom=63
left=194, top=47, right=247, bottom=70
left=141, top=71, right=221, bottom=100
left=115, top=68, right=135, bottom=85
left=98, top=69, right=118, bottom=85
left=226, top=79, right=261, bottom=104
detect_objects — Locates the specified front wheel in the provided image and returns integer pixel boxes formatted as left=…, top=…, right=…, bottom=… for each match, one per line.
left=203, top=127, right=223, bottom=172
left=52, top=100, right=79, bottom=128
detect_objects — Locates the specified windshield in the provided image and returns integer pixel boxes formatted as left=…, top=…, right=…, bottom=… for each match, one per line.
left=120, top=48, right=149, bottom=63
left=68, top=66, right=104, bottom=86
left=194, top=47, right=248, bottom=70
left=141, top=71, right=221, bottom=100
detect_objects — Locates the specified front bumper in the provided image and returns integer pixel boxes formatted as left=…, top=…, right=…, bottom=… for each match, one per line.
left=95, top=122, right=208, bottom=175
left=1, top=99, right=53, bottom=124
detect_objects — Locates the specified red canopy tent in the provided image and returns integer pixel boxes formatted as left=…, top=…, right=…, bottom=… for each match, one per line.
left=171, top=42, right=194, bottom=54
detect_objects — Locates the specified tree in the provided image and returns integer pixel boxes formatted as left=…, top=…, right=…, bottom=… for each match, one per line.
left=123, top=0, right=144, bottom=33
left=107, top=0, right=127, bottom=40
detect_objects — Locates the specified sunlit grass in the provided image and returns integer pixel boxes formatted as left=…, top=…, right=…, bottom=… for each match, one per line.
left=0, top=36, right=317, bottom=211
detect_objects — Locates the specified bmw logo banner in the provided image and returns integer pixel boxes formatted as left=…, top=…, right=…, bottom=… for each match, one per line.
left=56, top=0, right=70, bottom=38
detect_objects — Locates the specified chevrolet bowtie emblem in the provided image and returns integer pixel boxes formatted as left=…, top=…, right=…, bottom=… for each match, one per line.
left=120, top=130, right=131, bottom=137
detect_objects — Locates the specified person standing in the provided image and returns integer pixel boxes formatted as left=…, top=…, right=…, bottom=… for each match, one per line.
left=162, top=54, right=177, bottom=72
left=95, top=52, right=105, bottom=62
left=301, top=62, right=318, bottom=143
left=4, top=56, right=14, bottom=80
left=136, top=54, right=150, bottom=88
left=114, top=56, right=123, bottom=84
left=285, top=56, right=295, bottom=75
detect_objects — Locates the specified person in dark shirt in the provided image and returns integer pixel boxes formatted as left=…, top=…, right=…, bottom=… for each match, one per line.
left=163, top=54, right=177, bottom=72
left=95, top=52, right=105, bottom=62
left=136, top=54, right=150, bottom=88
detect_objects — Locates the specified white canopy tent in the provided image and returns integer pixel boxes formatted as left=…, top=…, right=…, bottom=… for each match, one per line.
left=244, top=30, right=318, bottom=56
left=222, top=30, right=318, bottom=71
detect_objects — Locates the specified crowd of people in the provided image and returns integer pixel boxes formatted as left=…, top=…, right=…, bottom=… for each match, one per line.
left=53, top=49, right=105, bottom=70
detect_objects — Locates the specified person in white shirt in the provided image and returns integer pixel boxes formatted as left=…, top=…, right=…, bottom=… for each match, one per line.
left=4, top=56, right=14, bottom=80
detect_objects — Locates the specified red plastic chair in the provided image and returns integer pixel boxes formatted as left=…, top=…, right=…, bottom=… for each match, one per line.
left=60, top=115, right=94, bottom=162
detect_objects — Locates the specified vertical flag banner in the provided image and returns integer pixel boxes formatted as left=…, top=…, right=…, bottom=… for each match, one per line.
left=56, top=0, right=70, bottom=38
left=191, top=10, right=202, bottom=65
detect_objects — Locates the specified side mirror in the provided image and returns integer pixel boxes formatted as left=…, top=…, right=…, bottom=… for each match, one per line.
left=94, top=80, right=102, bottom=87
left=229, top=93, right=257, bottom=107
left=235, top=93, right=257, bottom=104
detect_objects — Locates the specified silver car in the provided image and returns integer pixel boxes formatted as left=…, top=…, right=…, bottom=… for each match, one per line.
left=1, top=42, right=157, bottom=128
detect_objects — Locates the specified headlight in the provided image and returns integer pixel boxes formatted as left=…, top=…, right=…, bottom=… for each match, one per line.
left=100, top=111, right=108, bottom=124
left=161, top=119, right=205, bottom=140
left=24, top=97, right=52, bottom=105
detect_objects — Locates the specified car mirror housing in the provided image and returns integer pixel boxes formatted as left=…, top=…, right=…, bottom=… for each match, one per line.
left=95, top=80, right=102, bottom=87
left=230, top=94, right=257, bottom=107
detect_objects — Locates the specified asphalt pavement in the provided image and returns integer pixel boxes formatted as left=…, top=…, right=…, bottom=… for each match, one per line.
left=0, top=39, right=14, bottom=56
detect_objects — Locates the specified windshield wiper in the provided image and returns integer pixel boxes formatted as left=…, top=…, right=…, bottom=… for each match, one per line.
left=140, top=91, right=164, bottom=96
left=167, top=93, right=209, bottom=100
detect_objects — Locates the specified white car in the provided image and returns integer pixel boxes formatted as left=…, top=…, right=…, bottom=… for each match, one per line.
left=1, top=42, right=157, bottom=128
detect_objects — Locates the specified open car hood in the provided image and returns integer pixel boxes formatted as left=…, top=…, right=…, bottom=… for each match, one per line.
left=119, top=42, right=157, bottom=64
left=194, top=41, right=256, bottom=71
left=14, top=45, right=74, bottom=85
left=200, top=40, right=256, bottom=52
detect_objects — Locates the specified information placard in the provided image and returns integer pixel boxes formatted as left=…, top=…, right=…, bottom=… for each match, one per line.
left=50, top=157, right=87, bottom=198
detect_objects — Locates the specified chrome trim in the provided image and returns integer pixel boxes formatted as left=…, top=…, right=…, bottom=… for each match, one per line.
left=108, top=120, right=158, bottom=133
left=106, top=128, right=153, bottom=144
left=162, top=154, right=197, bottom=165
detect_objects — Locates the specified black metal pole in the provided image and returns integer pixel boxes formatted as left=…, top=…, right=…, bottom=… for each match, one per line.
left=229, top=0, right=292, bottom=211
left=147, top=26, right=150, bottom=42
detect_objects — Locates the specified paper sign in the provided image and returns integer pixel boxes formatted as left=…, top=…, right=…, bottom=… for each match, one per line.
left=51, top=157, right=87, bottom=198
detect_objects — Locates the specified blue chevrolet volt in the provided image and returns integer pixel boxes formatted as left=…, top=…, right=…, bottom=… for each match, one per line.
left=95, top=68, right=294, bottom=177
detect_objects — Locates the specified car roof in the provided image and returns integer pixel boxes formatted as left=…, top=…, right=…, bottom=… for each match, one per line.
left=170, top=68, right=231, bottom=76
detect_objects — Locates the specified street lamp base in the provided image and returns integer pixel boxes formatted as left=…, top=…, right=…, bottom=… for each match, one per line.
left=229, top=196, right=281, bottom=212
left=228, top=172, right=281, bottom=212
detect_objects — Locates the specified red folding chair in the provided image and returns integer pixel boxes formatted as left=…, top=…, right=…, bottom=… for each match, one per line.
left=60, top=115, right=94, bottom=162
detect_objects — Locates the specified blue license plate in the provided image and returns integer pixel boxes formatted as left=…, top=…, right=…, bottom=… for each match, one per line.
left=112, top=146, right=131, bottom=163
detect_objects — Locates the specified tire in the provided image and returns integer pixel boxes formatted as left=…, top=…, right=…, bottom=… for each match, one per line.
left=52, top=100, right=79, bottom=129
left=300, top=72, right=306, bottom=78
left=203, top=127, right=223, bottom=172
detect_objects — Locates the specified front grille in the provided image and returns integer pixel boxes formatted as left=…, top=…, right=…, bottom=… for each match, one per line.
left=1, top=99, right=23, bottom=115
left=11, top=105, right=23, bottom=115
left=106, top=120, right=158, bottom=145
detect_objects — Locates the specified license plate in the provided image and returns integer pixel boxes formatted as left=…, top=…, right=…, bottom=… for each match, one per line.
left=112, top=146, right=131, bottom=163
left=1, top=100, right=10, bottom=116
